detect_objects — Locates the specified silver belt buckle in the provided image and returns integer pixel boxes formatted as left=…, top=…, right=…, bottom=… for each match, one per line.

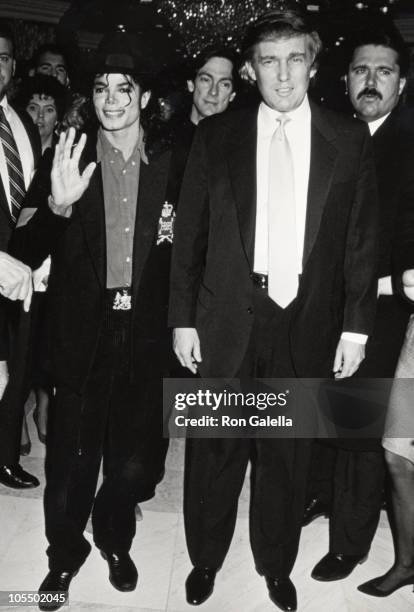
left=112, top=289, right=132, bottom=311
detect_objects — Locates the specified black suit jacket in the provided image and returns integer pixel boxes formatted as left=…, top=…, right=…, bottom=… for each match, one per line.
left=390, top=107, right=414, bottom=309
left=0, top=106, right=41, bottom=360
left=169, top=102, right=379, bottom=378
left=355, top=107, right=414, bottom=378
left=11, top=133, right=173, bottom=393
left=0, top=106, right=40, bottom=464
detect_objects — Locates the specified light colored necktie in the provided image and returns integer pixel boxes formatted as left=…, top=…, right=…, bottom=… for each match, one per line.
left=267, top=114, right=298, bottom=308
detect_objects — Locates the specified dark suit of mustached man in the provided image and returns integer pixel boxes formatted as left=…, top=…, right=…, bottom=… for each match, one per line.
left=169, top=10, right=378, bottom=612
left=11, top=30, right=172, bottom=611
left=307, top=23, right=414, bottom=584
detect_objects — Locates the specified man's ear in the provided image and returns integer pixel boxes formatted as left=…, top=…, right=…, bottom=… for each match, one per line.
left=187, top=80, right=195, bottom=93
left=229, top=91, right=236, bottom=103
left=399, top=77, right=407, bottom=96
left=310, top=65, right=317, bottom=80
left=12, top=59, right=16, bottom=77
left=28, top=67, right=35, bottom=77
left=140, top=90, right=151, bottom=110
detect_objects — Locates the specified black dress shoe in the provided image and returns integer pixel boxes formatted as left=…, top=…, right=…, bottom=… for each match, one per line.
left=38, top=569, right=78, bottom=611
left=265, top=576, right=297, bottom=611
left=311, top=552, right=367, bottom=581
left=0, top=464, right=39, bottom=489
left=100, top=551, right=138, bottom=591
left=302, top=498, right=329, bottom=526
left=186, top=567, right=217, bottom=605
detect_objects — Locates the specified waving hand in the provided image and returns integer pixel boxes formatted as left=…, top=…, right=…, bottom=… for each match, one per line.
left=50, top=128, right=96, bottom=215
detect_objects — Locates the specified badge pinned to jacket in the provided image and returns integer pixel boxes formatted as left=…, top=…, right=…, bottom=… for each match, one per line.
left=157, top=201, right=175, bottom=245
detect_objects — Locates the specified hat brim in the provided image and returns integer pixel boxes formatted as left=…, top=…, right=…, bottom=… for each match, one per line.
left=88, top=53, right=153, bottom=79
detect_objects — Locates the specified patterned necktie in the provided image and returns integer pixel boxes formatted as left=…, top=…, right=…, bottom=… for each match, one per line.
left=0, top=106, right=26, bottom=223
left=267, top=114, right=298, bottom=308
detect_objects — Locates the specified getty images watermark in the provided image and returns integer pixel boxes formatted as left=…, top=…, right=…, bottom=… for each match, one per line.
left=162, top=378, right=410, bottom=439
left=173, top=388, right=292, bottom=429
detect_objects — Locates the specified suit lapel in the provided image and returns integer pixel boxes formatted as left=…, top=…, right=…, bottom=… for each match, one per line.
left=372, top=110, right=397, bottom=162
left=303, top=104, right=339, bottom=268
left=227, top=107, right=258, bottom=268
left=0, top=177, right=13, bottom=228
left=76, top=136, right=106, bottom=287
left=0, top=107, right=40, bottom=228
left=132, top=150, right=171, bottom=296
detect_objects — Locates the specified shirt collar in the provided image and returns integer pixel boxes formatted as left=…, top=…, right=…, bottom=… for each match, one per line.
left=368, top=112, right=390, bottom=136
left=259, top=94, right=311, bottom=132
left=96, top=126, right=148, bottom=164
left=0, top=95, right=10, bottom=118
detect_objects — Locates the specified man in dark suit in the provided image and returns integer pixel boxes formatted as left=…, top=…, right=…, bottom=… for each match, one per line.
left=166, top=45, right=237, bottom=209
left=29, top=43, right=70, bottom=87
left=169, top=10, right=378, bottom=611
left=307, top=24, right=414, bottom=583
left=0, top=20, right=41, bottom=489
left=12, top=29, right=171, bottom=610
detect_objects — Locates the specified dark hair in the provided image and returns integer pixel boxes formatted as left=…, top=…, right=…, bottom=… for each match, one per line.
left=90, top=70, right=150, bottom=94
left=347, top=22, right=410, bottom=78
left=0, top=19, right=15, bottom=57
left=189, top=45, right=239, bottom=88
left=16, top=75, right=68, bottom=120
left=31, top=43, right=71, bottom=75
left=241, top=9, right=322, bottom=64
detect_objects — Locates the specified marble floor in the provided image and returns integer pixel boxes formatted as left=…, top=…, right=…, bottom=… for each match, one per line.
left=0, top=413, right=412, bottom=612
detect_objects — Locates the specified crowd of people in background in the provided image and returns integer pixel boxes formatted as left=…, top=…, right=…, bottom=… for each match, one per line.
left=0, top=6, right=413, bottom=612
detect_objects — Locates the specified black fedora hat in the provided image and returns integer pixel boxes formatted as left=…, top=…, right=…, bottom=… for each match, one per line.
left=90, top=26, right=157, bottom=80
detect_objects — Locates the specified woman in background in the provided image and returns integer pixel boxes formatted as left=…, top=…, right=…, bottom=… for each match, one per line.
left=19, top=75, right=67, bottom=153
left=359, top=271, right=414, bottom=597
left=15, top=75, right=67, bottom=453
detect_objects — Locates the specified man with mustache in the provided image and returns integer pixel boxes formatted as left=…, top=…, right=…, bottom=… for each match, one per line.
left=306, top=22, right=414, bottom=583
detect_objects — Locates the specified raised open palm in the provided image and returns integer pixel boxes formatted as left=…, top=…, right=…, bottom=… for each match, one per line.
left=51, top=127, right=96, bottom=209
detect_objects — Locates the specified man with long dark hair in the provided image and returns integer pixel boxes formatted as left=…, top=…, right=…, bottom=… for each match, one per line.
left=13, top=29, right=172, bottom=610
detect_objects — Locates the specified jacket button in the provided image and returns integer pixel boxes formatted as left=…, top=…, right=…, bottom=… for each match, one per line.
left=247, top=307, right=253, bottom=314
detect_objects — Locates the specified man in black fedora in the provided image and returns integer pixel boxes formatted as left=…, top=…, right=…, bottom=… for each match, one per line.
left=12, top=28, right=171, bottom=609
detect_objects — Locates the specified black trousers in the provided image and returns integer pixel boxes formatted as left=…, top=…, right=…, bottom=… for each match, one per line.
left=0, top=306, right=32, bottom=466
left=44, top=294, right=169, bottom=571
left=305, top=296, right=407, bottom=555
left=184, top=286, right=312, bottom=577
left=307, top=440, right=385, bottom=555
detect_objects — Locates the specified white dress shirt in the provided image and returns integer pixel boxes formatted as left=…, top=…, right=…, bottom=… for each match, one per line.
left=0, top=96, right=34, bottom=212
left=368, top=112, right=390, bottom=136
left=254, top=95, right=366, bottom=344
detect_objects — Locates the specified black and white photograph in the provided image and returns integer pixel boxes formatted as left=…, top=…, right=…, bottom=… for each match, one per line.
left=0, top=1, right=413, bottom=611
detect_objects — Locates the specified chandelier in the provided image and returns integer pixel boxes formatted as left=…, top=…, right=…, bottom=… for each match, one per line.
left=157, top=0, right=401, bottom=56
